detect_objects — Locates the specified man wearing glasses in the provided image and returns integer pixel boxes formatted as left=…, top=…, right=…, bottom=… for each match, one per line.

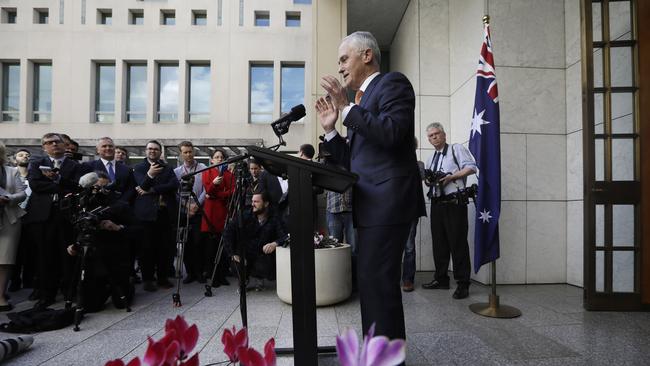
left=25, top=133, right=81, bottom=309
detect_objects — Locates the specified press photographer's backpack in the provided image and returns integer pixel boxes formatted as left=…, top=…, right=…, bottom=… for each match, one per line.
left=0, top=307, right=75, bottom=334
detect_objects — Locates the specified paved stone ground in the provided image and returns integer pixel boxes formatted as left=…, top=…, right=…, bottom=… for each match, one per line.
left=1, top=272, right=650, bottom=365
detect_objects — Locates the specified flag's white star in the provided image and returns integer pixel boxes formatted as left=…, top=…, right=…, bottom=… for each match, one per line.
left=479, top=209, right=492, bottom=223
left=471, top=108, right=490, bottom=138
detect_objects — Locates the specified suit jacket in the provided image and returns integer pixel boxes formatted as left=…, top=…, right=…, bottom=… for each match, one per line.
left=24, top=155, right=82, bottom=223
left=132, top=159, right=179, bottom=222
left=323, top=72, right=426, bottom=227
left=0, top=166, right=26, bottom=228
left=81, top=159, right=136, bottom=203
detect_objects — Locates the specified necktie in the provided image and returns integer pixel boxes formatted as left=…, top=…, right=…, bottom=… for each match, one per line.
left=107, top=161, right=116, bottom=182
left=354, top=90, right=364, bottom=105
left=53, top=159, right=61, bottom=169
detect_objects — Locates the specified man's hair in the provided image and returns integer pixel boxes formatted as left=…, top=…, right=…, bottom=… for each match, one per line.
left=299, top=144, right=315, bottom=159
left=15, top=148, right=30, bottom=156
left=41, top=132, right=62, bottom=145
left=97, top=136, right=114, bottom=145
left=178, top=141, right=193, bottom=149
left=147, top=140, right=162, bottom=150
left=115, top=146, right=129, bottom=155
left=60, top=133, right=71, bottom=142
left=69, top=139, right=79, bottom=149
left=426, top=122, right=446, bottom=134
left=342, top=31, right=381, bottom=67
left=253, top=190, right=271, bottom=204
left=95, top=170, right=110, bottom=180
left=248, top=158, right=261, bottom=168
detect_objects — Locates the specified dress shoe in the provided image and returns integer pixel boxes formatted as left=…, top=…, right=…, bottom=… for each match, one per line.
left=0, top=303, right=13, bottom=312
left=402, top=281, right=415, bottom=292
left=452, top=286, right=469, bottom=299
left=143, top=281, right=158, bottom=292
left=422, top=279, right=450, bottom=289
left=157, top=279, right=174, bottom=289
left=182, top=276, right=196, bottom=284
left=197, top=275, right=206, bottom=284
left=33, top=298, right=55, bottom=310
left=219, top=277, right=230, bottom=286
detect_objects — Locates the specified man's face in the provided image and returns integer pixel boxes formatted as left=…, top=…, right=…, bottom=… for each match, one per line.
left=97, top=139, right=115, bottom=160
left=115, top=148, right=127, bottom=162
left=298, top=151, right=310, bottom=161
left=42, top=136, right=65, bottom=158
left=249, top=163, right=261, bottom=179
left=338, top=41, right=371, bottom=90
left=146, top=143, right=162, bottom=161
left=96, top=177, right=110, bottom=188
left=427, top=128, right=446, bottom=150
left=66, top=141, right=78, bottom=153
left=251, top=194, right=268, bottom=215
left=15, top=151, right=30, bottom=166
left=180, top=146, right=195, bottom=164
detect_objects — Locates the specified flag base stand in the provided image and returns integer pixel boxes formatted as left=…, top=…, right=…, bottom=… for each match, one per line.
left=469, top=261, right=522, bottom=318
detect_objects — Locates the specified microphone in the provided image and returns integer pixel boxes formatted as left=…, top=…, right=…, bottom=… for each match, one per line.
left=79, top=172, right=99, bottom=189
left=271, top=104, right=306, bottom=137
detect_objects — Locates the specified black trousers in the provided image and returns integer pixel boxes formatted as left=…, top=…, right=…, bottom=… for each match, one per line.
left=182, top=215, right=204, bottom=278
left=356, top=223, right=410, bottom=340
left=10, top=222, right=37, bottom=288
left=430, top=202, right=471, bottom=286
left=33, top=209, right=73, bottom=301
left=202, top=232, right=229, bottom=281
left=139, top=211, right=174, bottom=282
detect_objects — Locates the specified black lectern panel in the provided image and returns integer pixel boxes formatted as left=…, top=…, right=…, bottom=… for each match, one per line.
left=246, top=145, right=357, bottom=366
left=247, top=146, right=356, bottom=193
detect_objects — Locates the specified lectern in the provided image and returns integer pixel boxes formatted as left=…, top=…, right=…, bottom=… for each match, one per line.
left=247, top=146, right=357, bottom=366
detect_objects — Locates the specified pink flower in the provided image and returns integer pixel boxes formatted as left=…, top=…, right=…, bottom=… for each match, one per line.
left=221, top=326, right=249, bottom=362
left=238, top=338, right=276, bottom=366
left=104, top=357, right=141, bottom=366
left=336, top=324, right=406, bottom=366
left=141, top=315, right=200, bottom=366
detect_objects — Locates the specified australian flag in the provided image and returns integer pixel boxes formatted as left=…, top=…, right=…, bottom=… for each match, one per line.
left=469, top=22, right=501, bottom=273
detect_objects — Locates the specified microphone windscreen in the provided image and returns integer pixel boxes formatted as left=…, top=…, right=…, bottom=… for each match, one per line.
left=0, top=335, right=34, bottom=361
left=79, top=172, right=99, bottom=189
left=290, top=104, right=306, bottom=119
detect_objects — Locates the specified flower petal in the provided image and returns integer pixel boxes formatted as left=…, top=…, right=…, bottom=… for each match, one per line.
left=364, top=336, right=389, bottom=366
left=173, top=315, right=190, bottom=334
left=263, top=338, right=276, bottom=366
left=235, top=327, right=249, bottom=348
left=104, top=360, right=125, bottom=366
left=143, top=338, right=165, bottom=366
left=126, top=357, right=141, bottom=366
left=371, top=339, right=406, bottom=366
left=239, top=347, right=265, bottom=366
left=336, top=328, right=359, bottom=366
left=179, top=353, right=199, bottom=366
left=359, top=324, right=376, bottom=366
left=181, top=324, right=199, bottom=354
left=163, top=340, right=181, bottom=363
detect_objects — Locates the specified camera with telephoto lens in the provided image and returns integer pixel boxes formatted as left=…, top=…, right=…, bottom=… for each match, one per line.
left=424, top=169, right=452, bottom=197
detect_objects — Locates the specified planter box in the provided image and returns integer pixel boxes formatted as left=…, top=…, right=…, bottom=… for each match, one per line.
left=276, top=244, right=352, bottom=306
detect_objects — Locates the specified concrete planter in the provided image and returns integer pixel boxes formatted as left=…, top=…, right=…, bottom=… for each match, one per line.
left=276, top=244, right=352, bottom=306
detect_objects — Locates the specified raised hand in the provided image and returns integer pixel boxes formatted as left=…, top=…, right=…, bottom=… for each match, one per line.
left=315, top=96, right=339, bottom=133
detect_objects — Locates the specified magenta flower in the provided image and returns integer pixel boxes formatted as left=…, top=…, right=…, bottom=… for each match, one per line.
left=104, top=357, right=141, bottom=366
left=221, top=325, right=249, bottom=362
left=336, top=324, right=406, bottom=366
left=238, top=338, right=276, bottom=366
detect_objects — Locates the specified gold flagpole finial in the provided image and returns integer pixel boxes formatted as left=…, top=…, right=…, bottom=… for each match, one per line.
left=483, top=15, right=490, bottom=24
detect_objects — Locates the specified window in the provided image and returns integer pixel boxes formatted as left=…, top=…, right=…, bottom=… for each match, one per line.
left=157, top=64, right=179, bottom=122
left=129, top=9, right=144, bottom=25
left=1, top=8, right=17, bottom=24
left=35, top=8, right=48, bottom=24
left=161, top=10, right=175, bottom=25
left=281, top=64, right=305, bottom=115
left=98, top=9, right=112, bottom=25
left=126, top=64, right=147, bottom=122
left=192, top=10, right=207, bottom=26
left=95, top=64, right=115, bottom=123
left=1, top=63, right=20, bottom=122
left=254, top=11, right=269, bottom=27
left=33, top=63, right=52, bottom=122
left=188, top=64, right=210, bottom=123
left=249, top=64, right=273, bottom=123
left=285, top=12, right=300, bottom=27
left=293, top=0, right=312, bottom=4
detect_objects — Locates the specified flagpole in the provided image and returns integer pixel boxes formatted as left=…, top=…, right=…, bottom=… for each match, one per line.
left=468, top=14, right=521, bottom=319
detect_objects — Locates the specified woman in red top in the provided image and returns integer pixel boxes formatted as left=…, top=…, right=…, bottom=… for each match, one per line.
left=201, top=148, right=235, bottom=285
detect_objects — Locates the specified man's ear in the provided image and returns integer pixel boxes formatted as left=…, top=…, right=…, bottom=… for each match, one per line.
left=362, top=49, right=374, bottom=65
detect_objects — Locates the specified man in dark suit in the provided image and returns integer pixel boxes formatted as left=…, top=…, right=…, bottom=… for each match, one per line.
left=316, top=31, right=426, bottom=341
left=25, top=133, right=82, bottom=309
left=246, top=159, right=282, bottom=207
left=132, top=140, right=178, bottom=291
left=81, top=137, right=135, bottom=203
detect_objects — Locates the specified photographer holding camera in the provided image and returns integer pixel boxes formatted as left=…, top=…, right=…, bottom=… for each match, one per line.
left=422, top=123, right=477, bottom=299
left=66, top=171, right=135, bottom=312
